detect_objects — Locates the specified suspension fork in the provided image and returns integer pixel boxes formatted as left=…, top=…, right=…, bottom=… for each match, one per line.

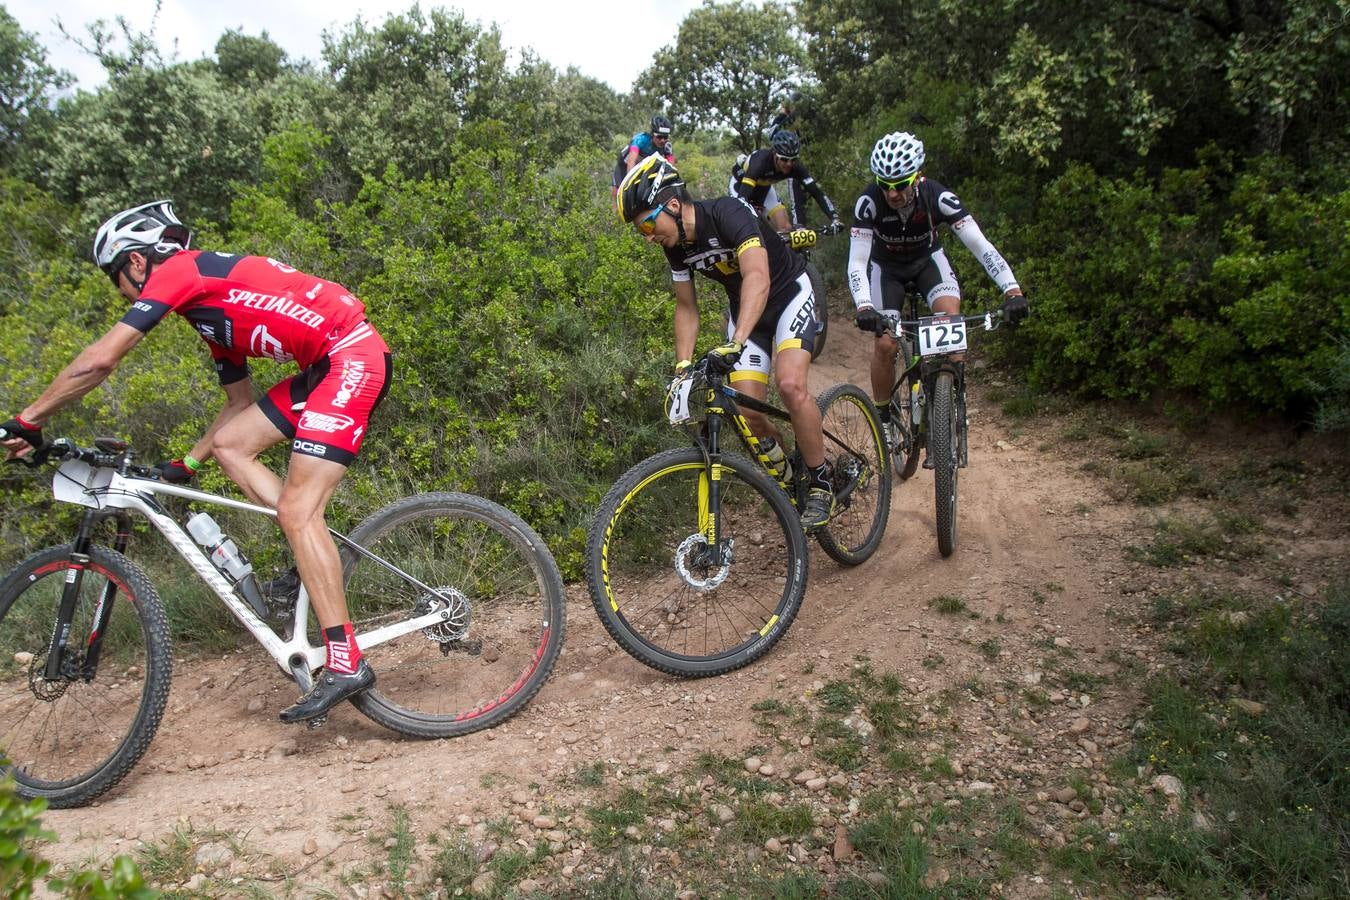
left=81, top=511, right=133, bottom=680
left=699, top=403, right=730, bottom=565
left=43, top=509, right=106, bottom=681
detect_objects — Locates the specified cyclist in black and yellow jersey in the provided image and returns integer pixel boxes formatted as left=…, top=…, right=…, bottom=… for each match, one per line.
left=617, top=154, right=835, bottom=531
left=730, top=130, right=841, bottom=235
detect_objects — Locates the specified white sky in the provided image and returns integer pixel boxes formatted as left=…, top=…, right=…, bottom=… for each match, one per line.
left=5, top=0, right=709, bottom=94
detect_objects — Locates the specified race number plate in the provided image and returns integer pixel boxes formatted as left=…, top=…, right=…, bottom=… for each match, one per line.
left=917, top=316, right=967, bottom=356
left=666, top=377, right=695, bottom=425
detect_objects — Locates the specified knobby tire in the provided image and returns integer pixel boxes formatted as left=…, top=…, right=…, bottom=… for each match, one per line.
left=931, top=372, right=960, bottom=557
left=343, top=492, right=565, bottom=737
left=586, top=448, right=808, bottom=677
left=0, top=545, right=171, bottom=808
left=814, top=383, right=891, bottom=565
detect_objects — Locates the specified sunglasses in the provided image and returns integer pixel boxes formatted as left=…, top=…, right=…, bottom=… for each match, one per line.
left=636, top=205, right=665, bottom=235
left=876, top=172, right=919, bottom=191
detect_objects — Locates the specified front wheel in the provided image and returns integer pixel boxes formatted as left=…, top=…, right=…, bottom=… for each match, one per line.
left=930, top=372, right=960, bottom=557
left=342, top=492, right=566, bottom=737
left=815, top=383, right=891, bottom=565
left=586, top=448, right=808, bottom=677
left=807, top=261, right=828, bottom=360
left=0, top=545, right=171, bottom=808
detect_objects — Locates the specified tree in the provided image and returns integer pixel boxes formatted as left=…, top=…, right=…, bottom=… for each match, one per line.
left=214, top=29, right=287, bottom=84
left=635, top=0, right=804, bottom=152
left=0, top=8, right=70, bottom=167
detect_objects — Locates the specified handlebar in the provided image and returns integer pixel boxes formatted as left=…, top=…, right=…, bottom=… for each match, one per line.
left=871, top=308, right=1005, bottom=338
left=2, top=435, right=158, bottom=477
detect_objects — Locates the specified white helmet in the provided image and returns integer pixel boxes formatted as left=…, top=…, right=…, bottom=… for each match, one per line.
left=93, top=200, right=190, bottom=282
left=870, top=132, right=925, bottom=181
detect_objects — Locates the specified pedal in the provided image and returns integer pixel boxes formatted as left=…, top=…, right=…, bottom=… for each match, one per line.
left=306, top=715, right=328, bottom=730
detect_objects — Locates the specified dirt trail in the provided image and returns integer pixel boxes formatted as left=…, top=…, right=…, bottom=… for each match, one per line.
left=40, top=320, right=1180, bottom=889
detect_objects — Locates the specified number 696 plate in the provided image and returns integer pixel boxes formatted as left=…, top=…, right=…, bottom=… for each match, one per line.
left=917, top=316, right=967, bottom=356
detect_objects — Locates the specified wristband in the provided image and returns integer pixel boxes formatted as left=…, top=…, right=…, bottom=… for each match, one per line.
left=15, top=414, right=38, bottom=430
left=182, top=454, right=202, bottom=473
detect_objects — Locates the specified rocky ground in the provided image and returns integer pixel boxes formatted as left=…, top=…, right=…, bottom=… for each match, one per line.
left=36, top=321, right=1348, bottom=897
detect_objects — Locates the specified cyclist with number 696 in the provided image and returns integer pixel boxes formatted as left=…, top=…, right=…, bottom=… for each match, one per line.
left=848, top=132, right=1028, bottom=448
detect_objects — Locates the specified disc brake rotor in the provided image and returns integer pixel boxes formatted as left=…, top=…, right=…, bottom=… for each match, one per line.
left=417, top=587, right=470, bottom=643
left=674, top=534, right=734, bottom=592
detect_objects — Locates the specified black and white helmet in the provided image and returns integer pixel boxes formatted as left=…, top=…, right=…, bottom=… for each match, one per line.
left=770, top=130, right=801, bottom=159
left=870, top=132, right=925, bottom=180
left=93, top=200, right=191, bottom=283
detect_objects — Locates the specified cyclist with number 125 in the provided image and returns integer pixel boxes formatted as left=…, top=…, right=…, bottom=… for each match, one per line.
left=0, top=200, right=392, bottom=723
left=848, top=132, right=1028, bottom=451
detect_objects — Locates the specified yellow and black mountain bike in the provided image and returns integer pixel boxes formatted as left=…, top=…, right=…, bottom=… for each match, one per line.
left=585, top=358, right=889, bottom=677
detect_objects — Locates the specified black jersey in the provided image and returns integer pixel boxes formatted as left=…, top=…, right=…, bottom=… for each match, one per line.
left=850, top=177, right=970, bottom=265
left=663, top=196, right=806, bottom=316
left=733, top=148, right=811, bottom=208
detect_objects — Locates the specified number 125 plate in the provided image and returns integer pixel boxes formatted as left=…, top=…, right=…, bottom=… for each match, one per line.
left=917, top=316, right=967, bottom=356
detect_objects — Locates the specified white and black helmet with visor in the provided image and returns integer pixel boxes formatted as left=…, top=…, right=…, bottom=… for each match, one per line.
left=93, top=200, right=191, bottom=287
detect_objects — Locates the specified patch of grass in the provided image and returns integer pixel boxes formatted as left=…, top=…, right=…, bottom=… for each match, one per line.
left=383, top=805, right=415, bottom=892
left=847, top=809, right=935, bottom=893
left=585, top=788, right=649, bottom=847
left=430, top=832, right=478, bottom=895
left=929, top=594, right=968, bottom=615
left=136, top=827, right=196, bottom=882
left=573, top=760, right=606, bottom=788
left=921, top=652, right=944, bottom=669
left=926, top=754, right=957, bottom=779
left=1000, top=389, right=1043, bottom=419
left=885, top=747, right=920, bottom=773
left=978, top=638, right=1002, bottom=660
left=731, top=799, right=814, bottom=844
left=1113, top=423, right=1172, bottom=460
left=1080, top=581, right=1350, bottom=897
left=1126, top=514, right=1229, bottom=566
left=816, top=680, right=859, bottom=713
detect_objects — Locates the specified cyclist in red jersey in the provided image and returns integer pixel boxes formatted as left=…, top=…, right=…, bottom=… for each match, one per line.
left=1, top=201, right=391, bottom=723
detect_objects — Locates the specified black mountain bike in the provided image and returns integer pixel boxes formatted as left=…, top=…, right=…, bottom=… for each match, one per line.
left=585, top=358, right=889, bottom=677
left=872, top=298, right=1004, bottom=557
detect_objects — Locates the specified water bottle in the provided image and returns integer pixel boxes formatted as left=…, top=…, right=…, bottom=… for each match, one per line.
left=911, top=383, right=924, bottom=427
left=186, top=512, right=267, bottom=616
left=761, top=438, right=794, bottom=487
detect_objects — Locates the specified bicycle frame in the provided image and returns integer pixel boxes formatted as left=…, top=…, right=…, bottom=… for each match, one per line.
left=49, top=457, right=453, bottom=689
left=680, top=374, right=871, bottom=562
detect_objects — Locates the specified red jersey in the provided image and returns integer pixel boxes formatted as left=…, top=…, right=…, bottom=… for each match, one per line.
left=119, top=251, right=368, bottom=383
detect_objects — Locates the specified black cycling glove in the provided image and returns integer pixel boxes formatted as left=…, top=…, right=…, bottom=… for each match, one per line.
left=855, top=307, right=881, bottom=334
left=1001, top=294, right=1029, bottom=325
left=702, top=339, right=744, bottom=375
left=0, top=416, right=43, bottom=450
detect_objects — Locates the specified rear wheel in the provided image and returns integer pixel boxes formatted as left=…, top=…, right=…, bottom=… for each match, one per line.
left=586, top=448, right=808, bottom=676
left=343, top=493, right=565, bottom=737
left=807, top=260, right=828, bottom=359
left=815, top=383, right=891, bottom=565
left=931, top=372, right=960, bottom=557
left=0, top=545, right=171, bottom=808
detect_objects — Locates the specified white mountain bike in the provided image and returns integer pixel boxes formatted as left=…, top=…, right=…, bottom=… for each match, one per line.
left=0, top=435, right=565, bottom=808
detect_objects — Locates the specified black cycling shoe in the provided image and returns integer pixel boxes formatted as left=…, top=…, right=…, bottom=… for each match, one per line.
left=800, top=486, right=836, bottom=533
left=261, top=566, right=302, bottom=605
left=279, top=661, right=375, bottom=723
left=922, top=455, right=934, bottom=470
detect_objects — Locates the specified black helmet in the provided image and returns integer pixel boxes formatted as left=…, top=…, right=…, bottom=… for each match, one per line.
left=616, top=153, right=684, bottom=223
left=650, top=114, right=672, bottom=137
left=770, top=130, right=801, bottom=159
